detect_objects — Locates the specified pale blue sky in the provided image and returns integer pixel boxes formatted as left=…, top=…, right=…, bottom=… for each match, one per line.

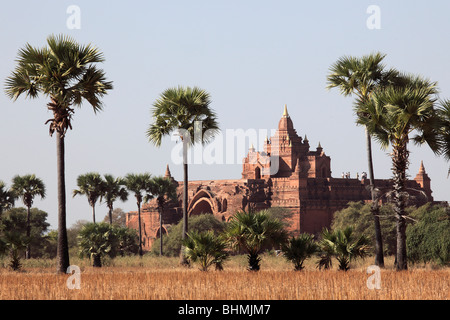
left=1, top=1, right=449, bottom=229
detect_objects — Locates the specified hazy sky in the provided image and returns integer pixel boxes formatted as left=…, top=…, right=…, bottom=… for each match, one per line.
left=1, top=1, right=449, bottom=230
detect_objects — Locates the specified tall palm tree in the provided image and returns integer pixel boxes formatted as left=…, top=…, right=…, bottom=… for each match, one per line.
left=73, top=172, right=105, bottom=224
left=148, top=176, right=178, bottom=256
left=224, top=210, right=288, bottom=271
left=5, top=34, right=113, bottom=273
left=358, top=75, right=441, bottom=270
left=101, top=174, right=128, bottom=225
left=0, top=181, right=15, bottom=216
left=123, top=173, right=152, bottom=256
left=147, top=86, right=219, bottom=264
left=437, top=100, right=450, bottom=176
left=326, top=52, right=400, bottom=267
left=11, top=174, right=46, bottom=259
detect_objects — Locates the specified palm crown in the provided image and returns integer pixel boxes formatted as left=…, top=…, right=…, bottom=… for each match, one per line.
left=11, top=174, right=46, bottom=208
left=4, top=34, right=113, bottom=136
left=147, top=86, right=220, bottom=146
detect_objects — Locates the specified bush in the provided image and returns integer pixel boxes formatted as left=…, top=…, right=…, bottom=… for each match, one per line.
left=151, top=214, right=226, bottom=257
left=406, top=204, right=450, bottom=266
left=78, top=222, right=139, bottom=267
left=331, top=201, right=397, bottom=255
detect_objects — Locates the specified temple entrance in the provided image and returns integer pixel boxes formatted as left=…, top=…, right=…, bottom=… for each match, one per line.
left=189, top=198, right=214, bottom=216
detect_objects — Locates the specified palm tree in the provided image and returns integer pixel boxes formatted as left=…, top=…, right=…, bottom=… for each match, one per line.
left=224, top=210, right=288, bottom=271
left=326, top=52, right=400, bottom=267
left=73, top=172, right=105, bottom=224
left=148, top=176, right=178, bottom=256
left=183, top=230, right=229, bottom=271
left=5, top=34, right=113, bottom=273
left=317, top=227, right=371, bottom=271
left=0, top=181, right=15, bottom=216
left=281, top=233, right=318, bottom=271
left=437, top=100, right=450, bottom=176
left=147, top=86, right=219, bottom=265
left=123, top=173, right=152, bottom=256
left=11, top=174, right=46, bottom=259
left=101, top=174, right=128, bottom=225
left=358, top=75, right=441, bottom=270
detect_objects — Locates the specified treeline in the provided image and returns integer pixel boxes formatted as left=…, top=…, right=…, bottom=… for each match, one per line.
left=0, top=206, right=138, bottom=270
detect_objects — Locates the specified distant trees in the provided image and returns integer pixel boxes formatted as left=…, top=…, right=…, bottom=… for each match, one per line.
left=11, top=174, right=46, bottom=259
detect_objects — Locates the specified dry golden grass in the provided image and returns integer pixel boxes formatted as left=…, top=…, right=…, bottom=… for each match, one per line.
left=0, top=255, right=448, bottom=300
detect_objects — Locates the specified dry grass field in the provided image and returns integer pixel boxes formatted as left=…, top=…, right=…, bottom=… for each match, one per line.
left=0, top=255, right=448, bottom=300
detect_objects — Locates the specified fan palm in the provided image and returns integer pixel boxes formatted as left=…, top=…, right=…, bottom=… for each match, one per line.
left=437, top=100, right=450, bottom=176
left=148, top=176, right=178, bottom=256
left=11, top=174, right=46, bottom=259
left=317, top=227, right=371, bottom=271
left=5, top=34, right=113, bottom=272
left=123, top=173, right=152, bottom=256
left=147, top=86, right=219, bottom=265
left=0, top=181, right=15, bottom=216
left=357, top=75, right=441, bottom=270
left=326, top=52, right=401, bottom=267
left=224, top=210, right=287, bottom=271
left=101, top=174, right=128, bottom=225
left=73, top=172, right=105, bottom=224
left=183, top=230, right=229, bottom=271
left=281, top=233, right=318, bottom=271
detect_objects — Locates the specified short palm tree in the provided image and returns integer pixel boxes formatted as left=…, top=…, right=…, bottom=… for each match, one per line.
left=281, top=233, right=318, bottom=271
left=73, top=172, right=105, bottom=224
left=5, top=34, right=113, bottom=273
left=11, top=174, right=46, bottom=259
left=78, top=222, right=117, bottom=267
left=326, top=52, right=401, bottom=267
left=123, top=173, right=152, bottom=256
left=183, top=230, right=229, bottom=271
left=357, top=75, right=441, bottom=270
left=0, top=181, right=15, bottom=216
left=317, top=227, right=371, bottom=271
left=225, top=210, right=287, bottom=271
left=147, top=86, right=219, bottom=265
left=101, top=174, right=128, bottom=225
left=148, top=176, right=178, bottom=256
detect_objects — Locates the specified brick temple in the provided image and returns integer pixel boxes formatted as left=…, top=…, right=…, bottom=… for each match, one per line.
left=126, top=105, right=433, bottom=251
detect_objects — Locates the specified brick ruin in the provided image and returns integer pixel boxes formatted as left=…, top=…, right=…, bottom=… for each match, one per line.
left=126, top=105, right=433, bottom=251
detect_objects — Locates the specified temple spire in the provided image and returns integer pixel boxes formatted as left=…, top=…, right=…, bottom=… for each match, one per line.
left=282, top=104, right=289, bottom=118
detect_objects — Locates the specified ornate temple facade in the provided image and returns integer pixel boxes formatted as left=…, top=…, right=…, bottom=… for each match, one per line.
left=126, top=105, right=433, bottom=251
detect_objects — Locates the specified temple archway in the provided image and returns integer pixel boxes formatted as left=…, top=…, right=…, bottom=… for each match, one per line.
left=155, top=226, right=168, bottom=238
left=188, top=189, right=217, bottom=216
left=189, top=198, right=214, bottom=216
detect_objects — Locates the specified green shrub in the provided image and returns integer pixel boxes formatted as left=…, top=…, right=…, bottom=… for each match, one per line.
left=406, top=204, right=450, bottom=266
left=151, top=214, right=226, bottom=256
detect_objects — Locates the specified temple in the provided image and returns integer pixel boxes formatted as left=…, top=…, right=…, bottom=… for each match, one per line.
left=126, top=105, right=433, bottom=251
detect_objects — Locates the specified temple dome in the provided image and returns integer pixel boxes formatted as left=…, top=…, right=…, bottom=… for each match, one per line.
left=278, top=104, right=294, bottom=131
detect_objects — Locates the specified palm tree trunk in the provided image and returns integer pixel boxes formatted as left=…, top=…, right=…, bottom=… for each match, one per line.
left=92, top=204, right=96, bottom=224
left=108, top=206, right=113, bottom=225
left=180, top=139, right=189, bottom=265
left=392, top=139, right=409, bottom=271
left=365, top=128, right=384, bottom=267
left=159, top=206, right=163, bottom=256
left=56, top=132, right=70, bottom=273
left=137, top=202, right=143, bottom=256
left=25, top=205, right=31, bottom=259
